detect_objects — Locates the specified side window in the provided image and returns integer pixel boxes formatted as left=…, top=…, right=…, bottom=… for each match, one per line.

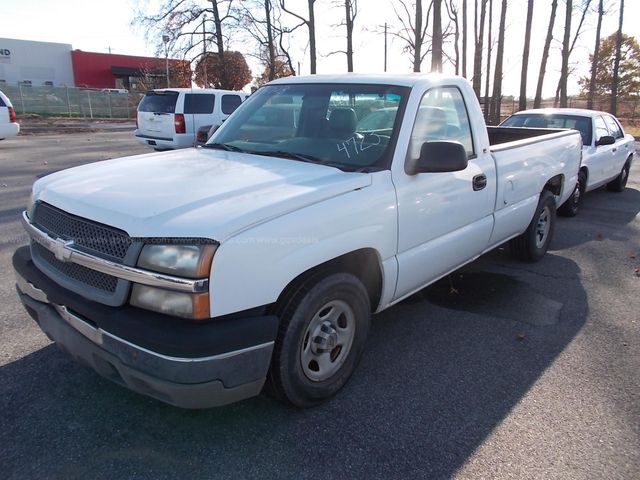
left=603, top=115, right=623, bottom=139
left=0, top=96, right=5, bottom=107
left=594, top=116, right=609, bottom=144
left=409, top=86, right=474, bottom=160
left=221, top=95, right=242, bottom=114
left=184, top=94, right=215, bottom=114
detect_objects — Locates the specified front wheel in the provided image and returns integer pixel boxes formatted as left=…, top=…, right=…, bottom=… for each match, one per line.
left=268, top=272, right=371, bottom=407
left=510, top=190, right=556, bottom=262
left=606, top=160, right=631, bottom=192
left=558, top=170, right=586, bottom=217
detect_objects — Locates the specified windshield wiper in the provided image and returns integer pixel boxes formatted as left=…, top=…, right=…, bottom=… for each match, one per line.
left=203, top=142, right=245, bottom=152
left=259, top=150, right=326, bottom=164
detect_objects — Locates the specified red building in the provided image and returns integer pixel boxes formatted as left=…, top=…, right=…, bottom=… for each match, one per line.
left=70, top=50, right=190, bottom=90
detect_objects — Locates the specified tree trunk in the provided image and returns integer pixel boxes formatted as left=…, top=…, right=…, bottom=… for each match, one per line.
left=534, top=0, right=558, bottom=108
left=472, top=0, right=487, bottom=97
left=211, top=0, right=227, bottom=88
left=490, top=0, right=507, bottom=124
left=308, top=0, right=317, bottom=74
left=345, top=0, right=354, bottom=72
left=587, top=0, right=604, bottom=109
left=462, top=0, right=468, bottom=77
left=414, top=0, right=423, bottom=72
left=519, top=0, right=534, bottom=111
left=559, top=0, right=572, bottom=107
left=484, top=0, right=493, bottom=121
left=265, top=0, right=276, bottom=81
left=432, top=0, right=443, bottom=71
left=610, top=0, right=625, bottom=115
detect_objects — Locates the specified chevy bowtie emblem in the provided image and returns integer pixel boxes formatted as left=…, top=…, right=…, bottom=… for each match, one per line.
left=51, top=238, right=74, bottom=262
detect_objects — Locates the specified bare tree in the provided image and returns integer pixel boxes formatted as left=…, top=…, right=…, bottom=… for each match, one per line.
left=432, top=0, right=444, bottom=71
left=534, top=0, right=558, bottom=108
left=133, top=0, right=240, bottom=88
left=392, top=0, right=434, bottom=72
left=484, top=0, right=493, bottom=120
left=280, top=0, right=317, bottom=74
left=472, top=0, right=489, bottom=97
left=519, top=0, right=534, bottom=110
left=489, top=0, right=507, bottom=124
left=587, top=0, right=604, bottom=109
left=554, top=0, right=593, bottom=106
left=559, top=0, right=573, bottom=107
left=610, top=0, right=625, bottom=115
left=328, top=1, right=358, bottom=72
left=445, top=0, right=461, bottom=74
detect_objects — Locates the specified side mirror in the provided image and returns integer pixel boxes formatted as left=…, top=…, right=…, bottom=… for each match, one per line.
left=596, top=135, right=615, bottom=146
left=407, top=141, right=469, bottom=175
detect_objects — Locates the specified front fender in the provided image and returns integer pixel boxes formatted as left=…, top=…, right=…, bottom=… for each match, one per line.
left=208, top=171, right=398, bottom=317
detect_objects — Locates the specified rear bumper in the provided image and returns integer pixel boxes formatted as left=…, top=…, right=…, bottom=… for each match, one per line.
left=134, top=131, right=194, bottom=150
left=0, top=122, right=20, bottom=138
left=13, top=246, right=278, bottom=409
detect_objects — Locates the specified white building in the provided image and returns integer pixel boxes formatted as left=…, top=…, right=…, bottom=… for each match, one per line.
left=0, top=38, right=74, bottom=86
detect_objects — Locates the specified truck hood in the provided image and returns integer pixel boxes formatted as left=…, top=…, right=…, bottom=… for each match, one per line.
left=32, top=148, right=372, bottom=241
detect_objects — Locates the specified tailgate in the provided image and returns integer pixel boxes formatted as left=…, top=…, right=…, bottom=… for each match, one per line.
left=137, top=91, right=179, bottom=138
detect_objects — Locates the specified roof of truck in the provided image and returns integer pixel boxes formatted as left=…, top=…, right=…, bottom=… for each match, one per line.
left=267, top=73, right=467, bottom=88
left=509, top=108, right=613, bottom=118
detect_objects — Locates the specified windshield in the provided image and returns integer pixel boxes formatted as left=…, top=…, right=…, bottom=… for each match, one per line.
left=207, top=83, right=409, bottom=171
left=501, top=113, right=592, bottom=146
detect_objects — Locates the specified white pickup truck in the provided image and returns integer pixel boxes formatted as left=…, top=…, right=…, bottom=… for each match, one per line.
left=501, top=108, right=635, bottom=216
left=13, top=74, right=582, bottom=409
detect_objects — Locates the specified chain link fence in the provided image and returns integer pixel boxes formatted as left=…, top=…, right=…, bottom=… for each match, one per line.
left=0, top=83, right=144, bottom=119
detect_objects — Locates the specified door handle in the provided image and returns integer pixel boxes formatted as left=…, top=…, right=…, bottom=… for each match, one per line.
left=612, top=147, right=617, bottom=152
left=473, top=174, right=487, bottom=191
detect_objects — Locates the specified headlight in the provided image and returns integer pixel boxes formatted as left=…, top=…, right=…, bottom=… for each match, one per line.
left=130, top=284, right=210, bottom=319
left=137, top=244, right=216, bottom=277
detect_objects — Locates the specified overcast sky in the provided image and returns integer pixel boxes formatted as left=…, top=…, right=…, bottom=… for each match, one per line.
left=1, top=0, right=637, bottom=97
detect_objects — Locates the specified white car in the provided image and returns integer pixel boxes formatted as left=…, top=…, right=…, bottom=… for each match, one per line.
left=134, top=88, right=247, bottom=150
left=0, top=90, right=20, bottom=140
left=501, top=108, right=635, bottom=216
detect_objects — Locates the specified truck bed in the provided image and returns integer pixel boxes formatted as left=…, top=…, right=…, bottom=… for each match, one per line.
left=487, top=126, right=572, bottom=148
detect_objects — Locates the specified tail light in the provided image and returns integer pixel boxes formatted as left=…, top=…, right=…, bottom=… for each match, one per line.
left=174, top=114, right=186, bottom=134
left=8, top=106, right=16, bottom=123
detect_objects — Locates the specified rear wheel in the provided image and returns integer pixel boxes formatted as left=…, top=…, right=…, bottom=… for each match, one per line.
left=606, top=160, right=631, bottom=192
left=510, top=190, right=556, bottom=262
left=558, top=170, right=586, bottom=217
left=268, top=272, right=371, bottom=407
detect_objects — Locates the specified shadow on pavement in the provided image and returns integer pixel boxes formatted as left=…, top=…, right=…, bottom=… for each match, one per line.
left=0, top=252, right=587, bottom=479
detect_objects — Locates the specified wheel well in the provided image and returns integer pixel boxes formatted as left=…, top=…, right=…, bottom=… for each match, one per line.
left=580, top=166, right=588, bottom=184
left=543, top=174, right=563, bottom=196
left=271, top=249, right=383, bottom=315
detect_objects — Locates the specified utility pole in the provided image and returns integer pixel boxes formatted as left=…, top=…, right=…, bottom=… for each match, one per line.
left=384, top=22, right=387, bottom=72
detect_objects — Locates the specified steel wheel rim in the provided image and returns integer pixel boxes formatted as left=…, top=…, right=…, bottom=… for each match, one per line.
left=300, top=299, right=356, bottom=382
left=535, top=206, right=551, bottom=248
left=572, top=182, right=581, bottom=207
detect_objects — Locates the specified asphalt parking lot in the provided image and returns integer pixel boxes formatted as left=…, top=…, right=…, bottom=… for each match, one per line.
left=1, top=132, right=638, bottom=479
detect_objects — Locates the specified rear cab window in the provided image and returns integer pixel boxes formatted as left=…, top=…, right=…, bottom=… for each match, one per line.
left=138, top=91, right=179, bottom=113
left=184, top=94, right=215, bottom=114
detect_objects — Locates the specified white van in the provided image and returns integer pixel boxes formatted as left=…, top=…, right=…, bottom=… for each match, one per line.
left=135, top=88, right=247, bottom=150
left=0, top=90, right=20, bottom=140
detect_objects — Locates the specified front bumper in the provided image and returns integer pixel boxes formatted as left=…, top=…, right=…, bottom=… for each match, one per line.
left=13, top=246, right=278, bottom=409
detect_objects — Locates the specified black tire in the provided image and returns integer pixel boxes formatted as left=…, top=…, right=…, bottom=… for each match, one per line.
left=606, top=159, right=631, bottom=192
left=510, top=190, right=556, bottom=262
left=558, top=170, right=586, bottom=217
left=268, top=272, right=371, bottom=407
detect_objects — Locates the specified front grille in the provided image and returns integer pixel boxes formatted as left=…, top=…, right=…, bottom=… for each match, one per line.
left=33, top=242, right=118, bottom=293
left=32, top=202, right=132, bottom=262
